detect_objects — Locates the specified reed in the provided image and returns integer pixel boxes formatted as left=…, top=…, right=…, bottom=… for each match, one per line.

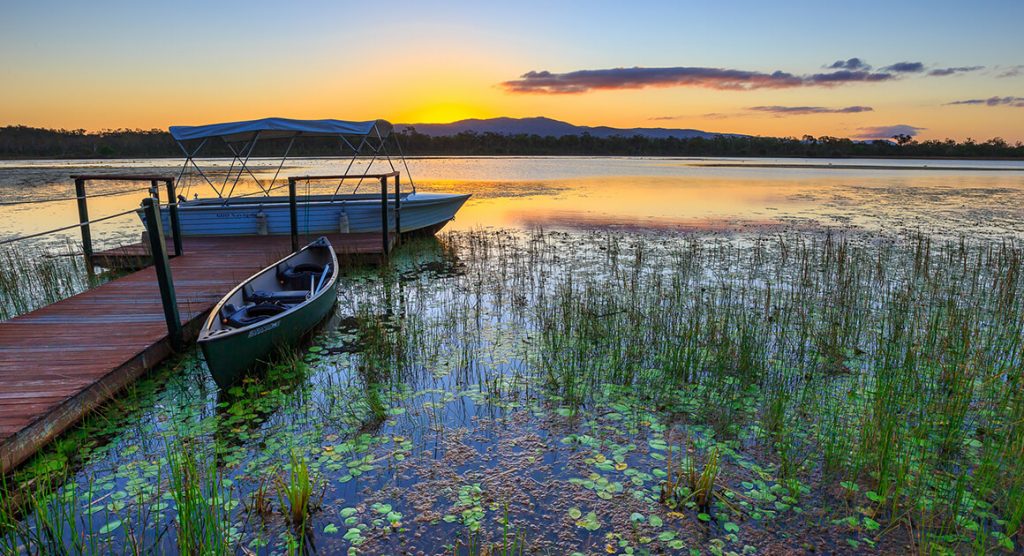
left=0, top=242, right=101, bottom=320
left=276, top=450, right=318, bottom=530
left=4, top=227, right=1024, bottom=553
left=165, top=437, right=233, bottom=555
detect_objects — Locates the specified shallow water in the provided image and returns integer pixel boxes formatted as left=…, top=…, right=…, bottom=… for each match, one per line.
left=2, top=158, right=1024, bottom=554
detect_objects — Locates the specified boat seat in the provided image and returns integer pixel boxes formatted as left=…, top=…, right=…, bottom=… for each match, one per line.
left=243, top=285, right=310, bottom=304
left=277, top=262, right=329, bottom=289
left=220, top=302, right=287, bottom=328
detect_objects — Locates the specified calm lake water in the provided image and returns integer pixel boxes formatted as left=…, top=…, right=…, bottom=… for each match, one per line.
left=3, top=156, right=1024, bottom=250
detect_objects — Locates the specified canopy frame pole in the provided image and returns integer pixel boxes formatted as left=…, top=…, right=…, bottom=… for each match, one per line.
left=265, top=135, right=296, bottom=196
left=376, top=127, right=398, bottom=175
left=339, top=135, right=358, bottom=152
left=351, top=138, right=385, bottom=195
left=173, top=152, right=191, bottom=199
left=175, top=139, right=218, bottom=198
left=223, top=132, right=263, bottom=201
left=219, top=145, right=240, bottom=198
left=392, top=133, right=416, bottom=194
left=347, top=136, right=372, bottom=194
left=331, top=137, right=364, bottom=201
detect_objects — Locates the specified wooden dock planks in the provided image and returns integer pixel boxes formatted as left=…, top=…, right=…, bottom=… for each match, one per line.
left=0, top=233, right=390, bottom=474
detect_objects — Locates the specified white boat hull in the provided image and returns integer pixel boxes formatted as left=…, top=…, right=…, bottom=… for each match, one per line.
left=142, top=193, right=470, bottom=237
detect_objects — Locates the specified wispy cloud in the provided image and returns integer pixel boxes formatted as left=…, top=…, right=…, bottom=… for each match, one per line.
left=881, top=61, right=925, bottom=73
left=996, top=65, right=1024, bottom=78
left=929, top=66, right=984, bottom=76
left=947, top=96, right=1024, bottom=107
left=853, top=124, right=924, bottom=139
left=749, top=105, right=873, bottom=116
left=501, top=57, right=976, bottom=94
left=828, top=58, right=871, bottom=70
left=501, top=67, right=814, bottom=94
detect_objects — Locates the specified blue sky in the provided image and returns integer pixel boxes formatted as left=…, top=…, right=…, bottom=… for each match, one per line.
left=2, top=1, right=1022, bottom=139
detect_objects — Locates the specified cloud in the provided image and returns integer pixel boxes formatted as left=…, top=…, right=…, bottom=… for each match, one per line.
left=947, top=96, right=1024, bottom=107
left=882, top=61, right=925, bottom=73
left=853, top=124, right=924, bottom=139
left=828, top=58, right=871, bottom=70
left=749, top=105, right=874, bottom=115
left=929, top=66, right=984, bottom=76
left=502, top=67, right=809, bottom=93
left=806, top=70, right=892, bottom=84
left=996, top=65, right=1024, bottom=78
left=501, top=66, right=897, bottom=94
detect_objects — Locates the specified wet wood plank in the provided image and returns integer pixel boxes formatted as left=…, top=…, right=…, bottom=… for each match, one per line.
left=0, top=233, right=390, bottom=474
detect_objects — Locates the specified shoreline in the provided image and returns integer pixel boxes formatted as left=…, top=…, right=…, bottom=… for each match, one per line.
left=1, top=154, right=1022, bottom=165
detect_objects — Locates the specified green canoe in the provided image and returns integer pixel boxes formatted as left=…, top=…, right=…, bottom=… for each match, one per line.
left=198, top=237, right=338, bottom=388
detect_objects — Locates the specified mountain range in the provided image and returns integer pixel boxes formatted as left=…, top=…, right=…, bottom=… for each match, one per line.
left=397, top=117, right=746, bottom=140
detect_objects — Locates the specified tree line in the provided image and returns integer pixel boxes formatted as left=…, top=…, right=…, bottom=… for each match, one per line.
left=1, top=124, right=1021, bottom=159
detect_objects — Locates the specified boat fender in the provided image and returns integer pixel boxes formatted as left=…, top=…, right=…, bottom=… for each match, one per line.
left=255, top=210, right=269, bottom=236
left=339, top=208, right=350, bottom=234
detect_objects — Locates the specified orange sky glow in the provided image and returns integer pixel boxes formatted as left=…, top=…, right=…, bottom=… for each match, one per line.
left=2, top=2, right=1022, bottom=142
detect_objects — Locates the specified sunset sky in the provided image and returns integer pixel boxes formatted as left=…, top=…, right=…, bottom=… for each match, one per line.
left=2, top=0, right=1023, bottom=141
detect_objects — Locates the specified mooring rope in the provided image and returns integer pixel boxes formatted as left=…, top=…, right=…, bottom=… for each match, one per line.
left=0, top=187, right=144, bottom=207
left=0, top=207, right=144, bottom=246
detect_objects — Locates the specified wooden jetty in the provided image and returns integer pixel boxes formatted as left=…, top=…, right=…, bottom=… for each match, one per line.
left=0, top=233, right=392, bottom=474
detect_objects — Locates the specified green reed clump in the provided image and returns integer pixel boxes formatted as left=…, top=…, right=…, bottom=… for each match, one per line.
left=166, top=437, right=233, bottom=555
left=0, top=243, right=102, bottom=320
left=276, top=450, right=320, bottom=530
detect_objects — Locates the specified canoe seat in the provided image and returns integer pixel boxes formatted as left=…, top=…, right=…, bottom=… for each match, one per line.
left=221, top=302, right=287, bottom=328
left=278, top=262, right=327, bottom=289
left=243, top=285, right=310, bottom=304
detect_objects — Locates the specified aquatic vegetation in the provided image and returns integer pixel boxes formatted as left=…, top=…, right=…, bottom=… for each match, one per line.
left=0, top=242, right=105, bottom=320
left=3, top=228, right=1024, bottom=554
left=166, top=437, right=234, bottom=555
left=276, top=451, right=319, bottom=530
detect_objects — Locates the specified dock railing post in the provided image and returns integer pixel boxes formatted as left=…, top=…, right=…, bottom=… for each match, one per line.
left=142, top=197, right=183, bottom=351
left=288, top=177, right=298, bottom=253
left=380, top=176, right=390, bottom=258
left=74, top=178, right=94, bottom=276
left=162, top=179, right=183, bottom=257
left=394, top=174, right=401, bottom=247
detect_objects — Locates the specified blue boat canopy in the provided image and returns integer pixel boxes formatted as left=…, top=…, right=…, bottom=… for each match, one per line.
left=169, top=117, right=393, bottom=143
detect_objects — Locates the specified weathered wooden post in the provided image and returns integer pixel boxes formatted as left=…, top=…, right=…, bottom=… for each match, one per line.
left=162, top=178, right=183, bottom=257
left=380, top=176, right=390, bottom=258
left=288, top=177, right=299, bottom=253
left=394, top=174, right=402, bottom=247
left=142, top=197, right=183, bottom=350
left=73, top=178, right=94, bottom=275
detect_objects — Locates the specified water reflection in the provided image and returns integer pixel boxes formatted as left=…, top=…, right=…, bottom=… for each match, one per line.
left=2, top=157, right=1024, bottom=248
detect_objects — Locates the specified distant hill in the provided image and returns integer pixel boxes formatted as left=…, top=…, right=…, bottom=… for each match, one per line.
left=398, top=116, right=746, bottom=140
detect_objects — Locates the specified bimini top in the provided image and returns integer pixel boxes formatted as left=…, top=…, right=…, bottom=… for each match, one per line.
left=169, top=117, right=393, bottom=143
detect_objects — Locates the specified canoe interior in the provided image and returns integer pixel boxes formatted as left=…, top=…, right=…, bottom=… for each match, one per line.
left=199, top=237, right=337, bottom=340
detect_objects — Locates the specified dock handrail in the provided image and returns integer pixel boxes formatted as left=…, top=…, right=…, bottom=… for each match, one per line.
left=1, top=175, right=185, bottom=347
left=287, top=172, right=401, bottom=256
left=287, top=171, right=401, bottom=181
